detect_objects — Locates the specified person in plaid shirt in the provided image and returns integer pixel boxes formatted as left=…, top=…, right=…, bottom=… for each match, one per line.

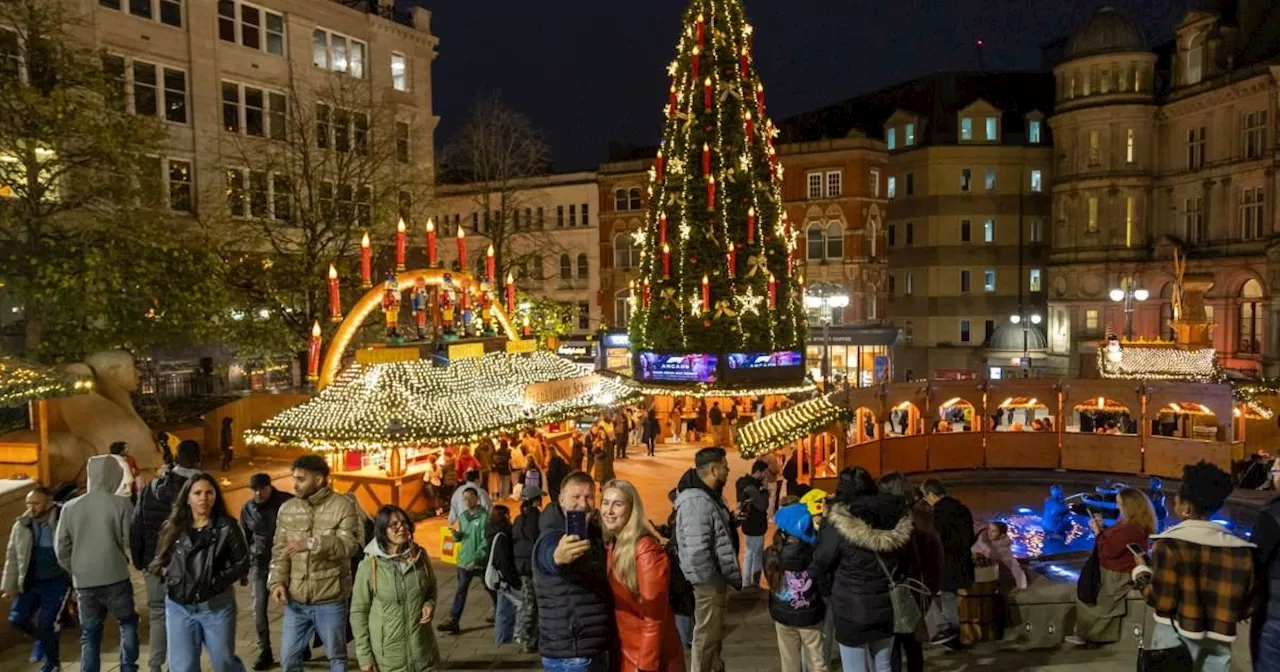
left=1131, top=461, right=1254, bottom=671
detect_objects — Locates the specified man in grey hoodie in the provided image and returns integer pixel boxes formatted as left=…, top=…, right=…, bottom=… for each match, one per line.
left=675, top=447, right=742, bottom=672
left=55, top=455, right=138, bottom=672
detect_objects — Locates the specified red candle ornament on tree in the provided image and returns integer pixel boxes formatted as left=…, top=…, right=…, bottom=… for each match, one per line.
left=655, top=150, right=664, bottom=181
left=696, top=13, right=705, bottom=46
left=745, top=111, right=754, bottom=142
left=756, top=83, right=765, bottom=116
left=327, top=264, right=341, bottom=323
left=662, top=242, right=671, bottom=278
left=728, top=246, right=737, bottom=276
left=702, top=143, right=711, bottom=176
left=426, top=218, right=438, bottom=266
left=740, top=46, right=749, bottom=77
left=455, top=227, right=467, bottom=269
left=668, top=85, right=677, bottom=116
left=703, top=77, right=712, bottom=110
left=360, top=232, right=372, bottom=288
left=659, top=211, right=668, bottom=245
left=505, top=272, right=516, bottom=314
left=768, top=272, right=777, bottom=309
left=486, top=244, right=496, bottom=281
left=691, top=46, right=700, bottom=81
left=747, top=207, right=756, bottom=244
left=307, top=321, right=322, bottom=382
left=702, top=274, right=710, bottom=313
left=395, top=218, right=407, bottom=270
left=643, top=279, right=651, bottom=308
left=707, top=175, right=716, bottom=210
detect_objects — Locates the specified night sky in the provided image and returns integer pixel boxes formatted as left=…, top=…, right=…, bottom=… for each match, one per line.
left=409, top=0, right=1185, bottom=171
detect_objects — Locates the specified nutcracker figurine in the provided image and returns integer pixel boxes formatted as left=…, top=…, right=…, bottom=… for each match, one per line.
left=439, top=274, right=456, bottom=336
left=410, top=277, right=429, bottom=340
left=380, top=272, right=402, bottom=338
left=478, top=279, right=493, bottom=335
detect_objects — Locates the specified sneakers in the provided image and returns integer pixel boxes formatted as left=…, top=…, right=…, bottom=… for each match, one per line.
left=436, top=618, right=460, bottom=635
left=929, top=631, right=959, bottom=646
left=1064, top=635, right=1088, bottom=647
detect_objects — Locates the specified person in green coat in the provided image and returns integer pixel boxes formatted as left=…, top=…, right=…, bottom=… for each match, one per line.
left=350, top=505, right=440, bottom=672
left=436, top=488, right=489, bottom=635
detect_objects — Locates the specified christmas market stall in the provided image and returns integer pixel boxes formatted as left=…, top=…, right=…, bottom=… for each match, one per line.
left=246, top=350, right=639, bottom=514
left=734, top=392, right=852, bottom=492
left=0, top=358, right=93, bottom=483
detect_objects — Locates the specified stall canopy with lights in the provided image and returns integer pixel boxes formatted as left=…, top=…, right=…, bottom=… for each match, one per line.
left=734, top=393, right=852, bottom=459
left=0, top=358, right=94, bottom=408
left=1098, top=339, right=1220, bottom=382
left=246, top=351, right=641, bottom=452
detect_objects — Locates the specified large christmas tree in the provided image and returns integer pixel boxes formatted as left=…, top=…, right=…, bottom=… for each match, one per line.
left=629, top=0, right=806, bottom=373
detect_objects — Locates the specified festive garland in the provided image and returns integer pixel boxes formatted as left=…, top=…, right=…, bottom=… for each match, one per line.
left=734, top=393, right=852, bottom=459
left=0, top=358, right=94, bottom=409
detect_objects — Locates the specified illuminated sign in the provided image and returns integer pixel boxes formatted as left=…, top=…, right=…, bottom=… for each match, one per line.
left=524, top=375, right=595, bottom=405
left=604, top=333, right=631, bottom=347
left=505, top=339, right=536, bottom=354
left=447, top=343, right=485, bottom=361
left=355, top=347, right=421, bottom=365
left=726, top=351, right=802, bottom=369
left=636, top=352, right=718, bottom=383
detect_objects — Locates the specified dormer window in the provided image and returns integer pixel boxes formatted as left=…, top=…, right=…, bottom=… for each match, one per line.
left=960, top=117, right=973, bottom=141
left=985, top=117, right=998, bottom=142
left=887, top=127, right=897, bottom=150
left=905, top=122, right=916, bottom=147
left=1028, top=119, right=1042, bottom=144
left=1185, top=35, right=1204, bottom=85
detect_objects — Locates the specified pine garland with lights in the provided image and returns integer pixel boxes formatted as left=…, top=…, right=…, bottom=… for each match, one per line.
left=246, top=351, right=641, bottom=453
left=0, top=358, right=94, bottom=408
left=629, top=0, right=805, bottom=358
left=1097, top=345, right=1223, bottom=382
left=734, top=393, right=851, bottom=459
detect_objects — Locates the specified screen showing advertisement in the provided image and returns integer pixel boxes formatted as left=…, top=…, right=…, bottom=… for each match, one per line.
left=636, top=352, right=718, bottom=383
left=725, top=351, right=803, bottom=370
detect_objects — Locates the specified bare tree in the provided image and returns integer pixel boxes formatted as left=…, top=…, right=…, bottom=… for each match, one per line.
left=211, top=70, right=433, bottom=351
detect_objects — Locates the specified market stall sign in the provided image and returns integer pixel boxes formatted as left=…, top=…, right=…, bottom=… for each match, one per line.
left=506, top=339, right=537, bottom=354
left=356, top=347, right=421, bottom=366
left=448, top=343, right=485, bottom=361
left=525, top=375, right=595, bottom=405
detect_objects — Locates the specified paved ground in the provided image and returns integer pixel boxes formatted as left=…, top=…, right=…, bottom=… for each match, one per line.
left=0, top=442, right=1254, bottom=670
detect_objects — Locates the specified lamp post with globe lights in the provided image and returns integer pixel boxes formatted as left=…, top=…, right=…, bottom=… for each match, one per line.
left=804, top=283, right=850, bottom=385
left=1109, top=277, right=1149, bottom=341
left=1008, top=309, right=1043, bottom=372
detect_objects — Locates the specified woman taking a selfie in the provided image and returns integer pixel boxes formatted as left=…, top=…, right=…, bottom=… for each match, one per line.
left=601, top=479, right=685, bottom=672
left=149, top=473, right=250, bottom=672
left=1067, top=488, right=1156, bottom=647
left=350, top=504, right=440, bottom=672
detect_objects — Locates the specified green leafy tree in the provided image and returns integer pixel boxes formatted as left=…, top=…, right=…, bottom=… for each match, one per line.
left=629, top=0, right=805, bottom=356
left=0, top=0, right=227, bottom=360
left=515, top=291, right=578, bottom=343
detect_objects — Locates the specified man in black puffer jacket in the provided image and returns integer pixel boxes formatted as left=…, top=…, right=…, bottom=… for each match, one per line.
left=512, top=486, right=543, bottom=653
left=129, top=439, right=202, bottom=672
left=736, top=461, right=771, bottom=588
left=533, top=471, right=614, bottom=670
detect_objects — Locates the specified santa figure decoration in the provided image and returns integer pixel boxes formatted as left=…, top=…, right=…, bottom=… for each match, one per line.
left=380, top=272, right=402, bottom=339
left=410, top=277, right=430, bottom=340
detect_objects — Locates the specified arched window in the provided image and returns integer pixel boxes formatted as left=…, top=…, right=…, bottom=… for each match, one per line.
left=529, top=255, right=543, bottom=280
left=614, top=189, right=628, bottom=211
left=614, top=233, right=639, bottom=269
left=1185, top=35, right=1204, bottom=85
left=577, top=253, right=588, bottom=279
left=1239, top=279, right=1263, bottom=354
left=614, top=289, right=631, bottom=329
left=807, top=223, right=826, bottom=260
left=559, top=254, right=571, bottom=280
left=825, top=222, right=844, bottom=259
left=628, top=188, right=642, bottom=210
left=472, top=255, right=486, bottom=281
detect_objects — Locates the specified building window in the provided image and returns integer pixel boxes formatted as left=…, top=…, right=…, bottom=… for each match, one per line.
left=1126, top=128, right=1135, bottom=163
left=106, top=57, right=187, bottom=124
left=577, top=253, right=588, bottom=280
left=628, top=188, right=641, bottom=210
left=614, top=189, right=627, bottom=210
left=807, top=223, right=825, bottom=260
left=1029, top=119, right=1042, bottom=144
left=167, top=159, right=192, bottom=212
left=1088, top=130, right=1101, bottom=165
left=569, top=204, right=577, bottom=227
left=578, top=302, right=590, bottom=330
left=807, top=172, right=822, bottom=199
left=886, top=128, right=896, bottom=151
left=390, top=53, right=409, bottom=92
left=904, top=122, right=916, bottom=147
left=826, top=170, right=842, bottom=198
left=887, top=176, right=896, bottom=199
left=960, top=168, right=971, bottom=192
left=1185, top=36, right=1203, bottom=85
left=888, top=275, right=895, bottom=297
left=312, top=28, right=366, bottom=78
left=1239, top=279, right=1263, bottom=354
left=582, top=203, right=590, bottom=227
left=905, top=222, right=914, bottom=246
left=985, top=116, right=998, bottom=142
left=960, top=219, right=971, bottom=243
left=887, top=224, right=895, bottom=247
left=225, top=168, right=247, bottom=218
left=905, top=272, right=913, bottom=296
left=984, top=169, right=996, bottom=192
left=559, top=254, right=571, bottom=280
left=1184, top=196, right=1205, bottom=243
left=1245, top=111, right=1268, bottom=160
left=1030, top=268, right=1042, bottom=292
left=222, top=82, right=285, bottom=138
left=1087, top=197, right=1099, bottom=232
left=1242, top=186, right=1265, bottom=240
left=1030, top=169, right=1042, bottom=193
left=960, top=117, right=973, bottom=141
left=556, top=205, right=564, bottom=228
left=106, top=0, right=182, bottom=26
left=615, top=290, right=631, bottom=329
left=1030, top=218, right=1044, bottom=243
left=1125, top=196, right=1135, bottom=248
left=905, top=172, right=914, bottom=195
left=217, top=1, right=283, bottom=55
left=614, top=234, right=640, bottom=269
left=959, top=319, right=971, bottom=343
left=960, top=270, right=971, bottom=293
left=984, top=269, right=996, bottom=293
left=869, top=169, right=880, bottom=197
left=826, top=222, right=844, bottom=258
left=395, top=121, right=409, bottom=163
left=984, top=219, right=995, bottom=243
left=1085, top=309, right=1099, bottom=333
left=1187, top=126, right=1206, bottom=170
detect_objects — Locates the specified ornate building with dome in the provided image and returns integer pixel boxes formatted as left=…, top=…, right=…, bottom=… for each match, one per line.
left=1047, top=2, right=1280, bottom=378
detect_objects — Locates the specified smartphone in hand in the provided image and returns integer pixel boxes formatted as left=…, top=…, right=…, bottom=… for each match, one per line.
left=1125, top=542, right=1145, bottom=556
left=566, top=510, right=589, bottom=539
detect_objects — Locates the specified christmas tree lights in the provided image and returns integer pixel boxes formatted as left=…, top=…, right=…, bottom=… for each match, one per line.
left=0, top=358, right=93, bottom=409
left=734, top=393, right=851, bottom=459
left=246, top=351, right=641, bottom=453
left=630, top=0, right=805, bottom=362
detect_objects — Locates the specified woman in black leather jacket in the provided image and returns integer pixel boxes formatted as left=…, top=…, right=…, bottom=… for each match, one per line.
left=148, top=472, right=250, bottom=672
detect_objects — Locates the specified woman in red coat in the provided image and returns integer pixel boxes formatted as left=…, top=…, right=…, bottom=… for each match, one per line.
left=601, top=479, right=686, bottom=672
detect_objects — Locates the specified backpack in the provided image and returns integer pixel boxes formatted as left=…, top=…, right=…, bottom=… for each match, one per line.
left=523, top=467, right=542, bottom=491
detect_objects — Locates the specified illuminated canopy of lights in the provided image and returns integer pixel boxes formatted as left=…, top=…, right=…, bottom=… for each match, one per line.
left=618, top=376, right=815, bottom=399
left=734, top=393, right=851, bottom=459
left=0, top=358, right=94, bottom=409
left=245, top=352, right=641, bottom=453
left=1098, top=344, right=1221, bottom=382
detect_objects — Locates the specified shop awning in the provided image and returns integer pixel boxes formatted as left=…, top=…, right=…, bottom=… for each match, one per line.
left=1098, top=342, right=1220, bottom=381
left=245, top=351, right=641, bottom=453
left=734, top=392, right=852, bottom=459
left=0, top=358, right=93, bottom=408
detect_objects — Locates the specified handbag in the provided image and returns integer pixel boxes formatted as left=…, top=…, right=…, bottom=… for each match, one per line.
left=1077, top=548, right=1102, bottom=606
left=875, top=552, right=930, bottom=635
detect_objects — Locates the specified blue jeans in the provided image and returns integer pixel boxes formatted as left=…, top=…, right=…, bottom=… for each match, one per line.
left=165, top=589, right=244, bottom=672
left=839, top=637, right=894, bottom=672
left=8, top=575, right=68, bottom=672
left=494, top=590, right=518, bottom=644
left=541, top=655, right=610, bottom=672
left=743, top=535, right=765, bottom=586
left=281, top=600, right=348, bottom=672
left=450, top=566, right=481, bottom=623
left=77, top=579, right=140, bottom=672
left=1256, top=617, right=1280, bottom=672
left=676, top=613, right=694, bottom=649
left=1151, top=622, right=1230, bottom=672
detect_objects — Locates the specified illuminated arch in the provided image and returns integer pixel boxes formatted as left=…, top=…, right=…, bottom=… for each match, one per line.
left=319, top=268, right=518, bottom=389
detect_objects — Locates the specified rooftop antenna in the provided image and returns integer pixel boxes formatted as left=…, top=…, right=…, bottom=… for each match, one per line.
left=975, top=38, right=986, bottom=71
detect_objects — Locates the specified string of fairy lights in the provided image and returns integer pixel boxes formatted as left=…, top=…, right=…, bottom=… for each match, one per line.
left=1096, top=345, right=1222, bottom=382
left=734, top=393, right=852, bottom=459
left=245, top=351, right=641, bottom=453
left=0, top=358, right=94, bottom=409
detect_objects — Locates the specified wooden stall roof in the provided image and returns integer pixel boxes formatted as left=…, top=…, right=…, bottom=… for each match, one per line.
left=735, top=392, right=852, bottom=459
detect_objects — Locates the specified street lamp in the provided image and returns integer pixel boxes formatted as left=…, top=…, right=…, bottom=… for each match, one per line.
left=1008, top=309, right=1043, bottom=374
left=804, top=284, right=850, bottom=385
left=1109, top=277, right=1149, bottom=340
